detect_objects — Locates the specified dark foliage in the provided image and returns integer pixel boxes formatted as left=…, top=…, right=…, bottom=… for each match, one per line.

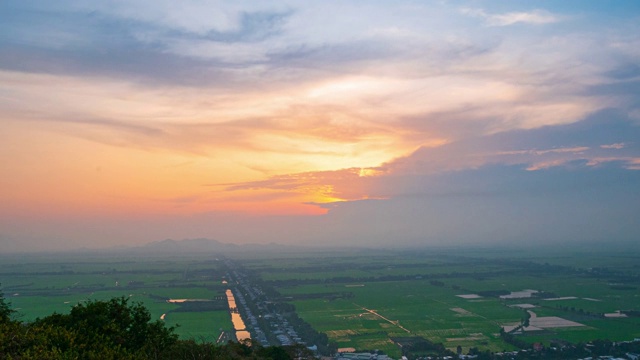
left=0, top=285, right=14, bottom=324
left=0, top=289, right=315, bottom=360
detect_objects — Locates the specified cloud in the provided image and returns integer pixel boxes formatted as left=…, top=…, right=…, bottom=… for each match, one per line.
left=219, top=167, right=376, bottom=204
left=75, top=1, right=280, bottom=36
left=311, top=164, right=640, bottom=246
left=0, top=2, right=512, bottom=87
left=461, top=8, right=561, bottom=26
left=384, top=108, right=640, bottom=177
left=215, top=107, right=640, bottom=206
left=1, top=1, right=640, bottom=250
left=600, top=143, right=626, bottom=149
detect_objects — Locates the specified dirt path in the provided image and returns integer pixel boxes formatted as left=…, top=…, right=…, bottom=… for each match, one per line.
left=352, top=303, right=412, bottom=334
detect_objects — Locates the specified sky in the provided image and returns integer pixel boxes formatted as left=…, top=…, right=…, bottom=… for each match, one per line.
left=1, top=1, right=639, bottom=252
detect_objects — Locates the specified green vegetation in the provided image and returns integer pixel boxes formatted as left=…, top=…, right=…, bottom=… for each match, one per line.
left=237, top=247, right=640, bottom=357
left=0, top=290, right=315, bottom=359
left=0, top=254, right=233, bottom=339
left=165, top=311, right=234, bottom=342
left=2, top=246, right=639, bottom=358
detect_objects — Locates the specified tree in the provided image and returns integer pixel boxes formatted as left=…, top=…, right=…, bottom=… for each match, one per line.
left=0, top=284, right=14, bottom=323
left=35, top=296, right=178, bottom=358
left=0, top=295, right=322, bottom=359
left=522, top=310, right=531, bottom=328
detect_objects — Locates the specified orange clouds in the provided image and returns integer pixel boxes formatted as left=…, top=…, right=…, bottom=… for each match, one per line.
left=218, top=167, right=383, bottom=212
left=0, top=59, right=621, bottom=221
left=1, top=1, right=640, bottom=251
left=0, top=68, right=416, bottom=218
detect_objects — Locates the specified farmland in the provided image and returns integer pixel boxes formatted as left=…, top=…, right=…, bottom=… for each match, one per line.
left=0, top=253, right=233, bottom=342
left=234, top=246, right=640, bottom=358
left=1, top=245, right=639, bottom=358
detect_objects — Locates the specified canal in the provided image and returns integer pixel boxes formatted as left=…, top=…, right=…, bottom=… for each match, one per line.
left=225, top=289, right=251, bottom=341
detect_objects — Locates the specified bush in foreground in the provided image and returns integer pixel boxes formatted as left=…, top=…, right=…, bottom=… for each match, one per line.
left=0, top=290, right=313, bottom=359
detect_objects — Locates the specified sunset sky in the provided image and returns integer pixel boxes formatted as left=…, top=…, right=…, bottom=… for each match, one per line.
left=1, top=1, right=639, bottom=252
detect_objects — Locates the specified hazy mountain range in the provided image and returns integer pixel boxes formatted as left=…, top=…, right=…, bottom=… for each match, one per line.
left=125, top=238, right=303, bottom=254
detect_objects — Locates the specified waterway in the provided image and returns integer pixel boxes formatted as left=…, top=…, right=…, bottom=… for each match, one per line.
left=166, top=298, right=210, bottom=303
left=226, top=289, right=251, bottom=341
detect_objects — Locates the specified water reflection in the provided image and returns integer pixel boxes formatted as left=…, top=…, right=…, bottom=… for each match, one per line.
left=225, top=289, right=251, bottom=341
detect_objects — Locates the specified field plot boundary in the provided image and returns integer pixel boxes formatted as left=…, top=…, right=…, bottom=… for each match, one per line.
left=352, top=303, right=411, bottom=334
left=456, top=294, right=482, bottom=299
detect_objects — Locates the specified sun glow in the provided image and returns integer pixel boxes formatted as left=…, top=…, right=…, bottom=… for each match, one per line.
left=306, top=76, right=395, bottom=100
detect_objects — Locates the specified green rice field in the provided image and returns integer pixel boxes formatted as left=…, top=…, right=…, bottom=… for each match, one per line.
left=0, top=253, right=233, bottom=342
left=236, top=247, right=640, bottom=357
left=2, top=246, right=639, bottom=357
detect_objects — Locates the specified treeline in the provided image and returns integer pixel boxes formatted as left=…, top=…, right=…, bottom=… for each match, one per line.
left=391, top=336, right=456, bottom=358
left=278, top=291, right=355, bottom=301
left=262, top=265, right=578, bottom=288
left=264, top=272, right=508, bottom=287
left=0, top=290, right=314, bottom=360
left=498, top=328, right=640, bottom=360
left=260, top=257, right=582, bottom=285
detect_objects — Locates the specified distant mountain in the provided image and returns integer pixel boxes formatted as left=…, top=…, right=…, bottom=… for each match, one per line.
left=140, top=238, right=238, bottom=252
left=132, top=238, right=300, bottom=254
